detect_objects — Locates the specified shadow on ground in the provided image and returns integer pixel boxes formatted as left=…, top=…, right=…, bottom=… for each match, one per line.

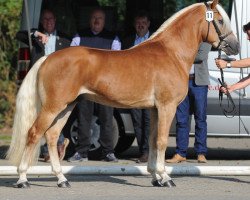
left=0, top=145, right=250, bottom=161
left=118, top=146, right=250, bottom=160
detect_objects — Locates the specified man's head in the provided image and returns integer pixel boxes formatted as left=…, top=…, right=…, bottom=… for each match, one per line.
left=40, top=9, right=56, bottom=34
left=89, top=8, right=106, bottom=34
left=243, top=22, right=250, bottom=41
left=134, top=10, right=150, bottom=37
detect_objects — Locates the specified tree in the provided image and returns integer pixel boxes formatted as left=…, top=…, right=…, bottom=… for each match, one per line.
left=0, top=0, right=22, bottom=128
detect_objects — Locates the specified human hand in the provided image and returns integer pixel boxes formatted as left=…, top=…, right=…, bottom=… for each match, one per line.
left=215, top=59, right=227, bottom=69
left=220, top=84, right=232, bottom=94
left=35, top=31, right=49, bottom=44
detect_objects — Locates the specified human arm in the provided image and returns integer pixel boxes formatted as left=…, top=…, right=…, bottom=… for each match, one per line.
left=16, top=29, right=48, bottom=45
left=215, top=57, right=250, bottom=69
left=194, top=42, right=211, bottom=63
left=70, top=34, right=80, bottom=46
left=33, top=31, right=48, bottom=44
left=221, top=74, right=250, bottom=93
left=111, top=36, right=121, bottom=50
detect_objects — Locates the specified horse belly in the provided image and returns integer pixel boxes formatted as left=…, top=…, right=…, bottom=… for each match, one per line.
left=79, top=86, right=155, bottom=109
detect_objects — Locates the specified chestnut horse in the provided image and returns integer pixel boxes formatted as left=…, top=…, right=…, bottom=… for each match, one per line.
left=7, top=0, right=239, bottom=188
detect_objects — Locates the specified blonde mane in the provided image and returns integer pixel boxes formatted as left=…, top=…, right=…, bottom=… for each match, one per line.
left=216, top=4, right=232, bottom=31
left=149, top=3, right=202, bottom=40
left=147, top=2, right=231, bottom=41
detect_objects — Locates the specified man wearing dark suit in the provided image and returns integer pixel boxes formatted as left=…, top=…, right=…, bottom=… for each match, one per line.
left=16, top=9, right=71, bottom=162
left=16, top=9, right=71, bottom=66
left=166, top=42, right=212, bottom=163
left=122, top=10, right=151, bottom=163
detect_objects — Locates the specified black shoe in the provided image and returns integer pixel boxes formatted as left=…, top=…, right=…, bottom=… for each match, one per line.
left=103, top=153, right=118, bottom=162
left=67, top=152, right=88, bottom=162
left=136, top=153, right=148, bottom=163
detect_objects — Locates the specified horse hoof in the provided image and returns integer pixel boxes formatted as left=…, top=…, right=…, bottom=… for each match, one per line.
left=58, top=181, right=71, bottom=188
left=151, top=180, right=164, bottom=187
left=163, top=180, right=176, bottom=188
left=15, top=181, right=30, bottom=188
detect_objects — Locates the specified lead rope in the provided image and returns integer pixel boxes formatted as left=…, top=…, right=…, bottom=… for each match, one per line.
left=217, top=49, right=250, bottom=135
left=217, top=50, right=237, bottom=118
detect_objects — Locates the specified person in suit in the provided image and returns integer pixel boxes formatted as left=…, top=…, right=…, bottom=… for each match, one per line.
left=67, top=7, right=120, bottom=162
left=16, top=9, right=71, bottom=162
left=166, top=42, right=211, bottom=163
left=122, top=10, right=151, bottom=163
left=16, top=9, right=71, bottom=66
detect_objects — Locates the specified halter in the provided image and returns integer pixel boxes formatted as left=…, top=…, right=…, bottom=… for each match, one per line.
left=204, top=2, right=232, bottom=49
left=204, top=2, right=236, bottom=117
left=217, top=50, right=237, bottom=118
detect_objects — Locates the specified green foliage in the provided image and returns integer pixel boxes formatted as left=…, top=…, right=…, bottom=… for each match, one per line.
left=0, top=0, right=22, bottom=128
left=97, top=0, right=126, bottom=21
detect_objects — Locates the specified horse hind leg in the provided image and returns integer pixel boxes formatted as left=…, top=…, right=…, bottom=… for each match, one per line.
left=147, top=105, right=177, bottom=187
left=16, top=109, right=57, bottom=188
left=45, top=103, right=76, bottom=188
left=16, top=104, right=73, bottom=188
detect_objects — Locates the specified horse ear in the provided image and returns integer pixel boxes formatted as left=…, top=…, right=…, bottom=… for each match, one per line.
left=211, top=0, right=219, bottom=9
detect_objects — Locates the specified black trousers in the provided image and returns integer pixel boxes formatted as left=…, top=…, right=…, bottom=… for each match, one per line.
left=75, top=97, right=114, bottom=157
left=130, top=109, right=150, bottom=155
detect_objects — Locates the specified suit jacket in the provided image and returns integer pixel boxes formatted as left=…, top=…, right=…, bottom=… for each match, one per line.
left=193, top=42, right=212, bottom=86
left=16, top=30, right=71, bottom=66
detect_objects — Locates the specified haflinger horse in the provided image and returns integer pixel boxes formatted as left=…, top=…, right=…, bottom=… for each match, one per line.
left=7, top=0, right=239, bottom=188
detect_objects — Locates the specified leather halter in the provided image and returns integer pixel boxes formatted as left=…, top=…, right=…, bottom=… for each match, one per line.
left=204, top=2, right=232, bottom=48
left=204, top=2, right=236, bottom=117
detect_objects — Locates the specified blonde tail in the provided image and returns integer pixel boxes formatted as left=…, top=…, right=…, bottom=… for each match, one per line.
left=6, top=56, right=47, bottom=166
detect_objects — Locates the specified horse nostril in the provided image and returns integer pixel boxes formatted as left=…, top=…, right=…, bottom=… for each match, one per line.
left=222, top=44, right=229, bottom=48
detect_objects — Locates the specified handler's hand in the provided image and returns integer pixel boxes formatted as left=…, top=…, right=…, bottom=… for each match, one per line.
left=35, top=31, right=49, bottom=44
left=220, top=85, right=232, bottom=94
left=38, top=34, right=49, bottom=44
left=215, top=59, right=227, bottom=69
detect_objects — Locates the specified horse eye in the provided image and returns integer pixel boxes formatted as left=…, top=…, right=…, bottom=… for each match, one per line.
left=218, top=19, right=224, bottom=25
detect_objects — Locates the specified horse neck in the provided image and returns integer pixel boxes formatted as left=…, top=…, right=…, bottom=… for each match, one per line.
left=150, top=4, right=205, bottom=74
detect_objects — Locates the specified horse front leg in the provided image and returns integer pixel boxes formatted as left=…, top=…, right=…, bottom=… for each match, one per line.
left=147, top=105, right=177, bottom=187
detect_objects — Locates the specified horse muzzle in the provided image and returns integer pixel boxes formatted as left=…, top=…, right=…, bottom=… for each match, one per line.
left=219, top=34, right=240, bottom=55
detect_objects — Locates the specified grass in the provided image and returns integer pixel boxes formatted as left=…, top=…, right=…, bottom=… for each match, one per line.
left=0, top=134, right=11, bottom=146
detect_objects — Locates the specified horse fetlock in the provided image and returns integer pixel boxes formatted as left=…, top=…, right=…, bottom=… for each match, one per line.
left=57, top=173, right=67, bottom=184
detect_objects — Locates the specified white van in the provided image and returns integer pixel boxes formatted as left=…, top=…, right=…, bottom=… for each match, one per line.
left=17, top=0, right=250, bottom=157
left=204, top=0, right=250, bottom=136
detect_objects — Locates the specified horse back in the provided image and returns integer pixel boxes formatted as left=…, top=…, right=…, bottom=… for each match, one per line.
left=38, top=46, right=188, bottom=108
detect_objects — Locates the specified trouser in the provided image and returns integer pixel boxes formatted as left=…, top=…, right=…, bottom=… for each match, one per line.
left=175, top=79, right=208, bottom=157
left=130, top=109, right=150, bottom=155
left=76, top=97, right=114, bottom=157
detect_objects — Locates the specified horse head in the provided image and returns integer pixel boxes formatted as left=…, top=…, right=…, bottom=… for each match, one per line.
left=203, top=0, right=240, bottom=55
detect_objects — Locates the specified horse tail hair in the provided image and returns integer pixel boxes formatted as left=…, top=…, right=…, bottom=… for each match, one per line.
left=6, top=56, right=47, bottom=167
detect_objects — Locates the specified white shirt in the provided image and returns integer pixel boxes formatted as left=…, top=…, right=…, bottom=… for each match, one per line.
left=44, top=31, right=56, bottom=55
left=70, top=33, right=121, bottom=50
left=134, top=31, right=150, bottom=46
